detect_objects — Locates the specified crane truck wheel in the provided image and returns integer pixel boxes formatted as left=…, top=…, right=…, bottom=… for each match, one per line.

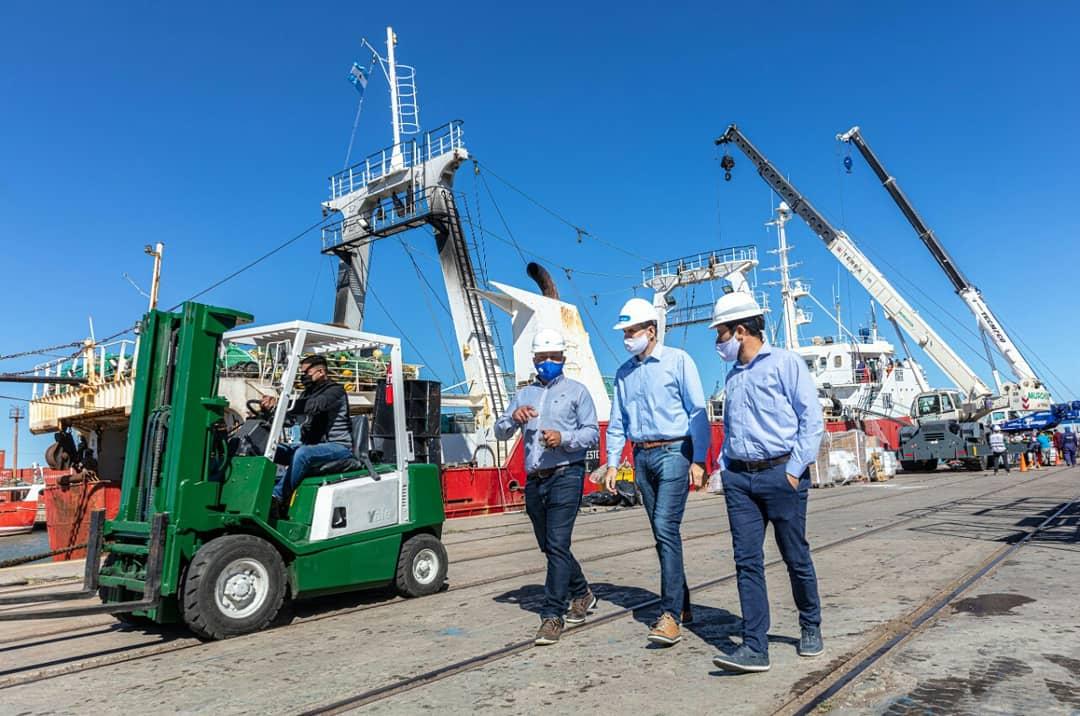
left=181, top=534, right=287, bottom=640
left=395, top=533, right=448, bottom=598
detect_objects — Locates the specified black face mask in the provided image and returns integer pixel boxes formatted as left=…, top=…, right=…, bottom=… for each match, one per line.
left=299, top=373, right=314, bottom=388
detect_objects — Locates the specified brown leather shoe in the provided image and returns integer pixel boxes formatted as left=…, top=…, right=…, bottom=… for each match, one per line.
left=648, top=612, right=682, bottom=646
left=534, top=617, right=564, bottom=645
left=681, top=605, right=693, bottom=625
left=566, top=589, right=598, bottom=625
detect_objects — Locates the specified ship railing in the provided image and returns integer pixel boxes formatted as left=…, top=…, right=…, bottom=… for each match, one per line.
left=31, top=339, right=137, bottom=399
left=328, top=120, right=465, bottom=200
left=322, top=187, right=433, bottom=251
left=641, top=245, right=757, bottom=284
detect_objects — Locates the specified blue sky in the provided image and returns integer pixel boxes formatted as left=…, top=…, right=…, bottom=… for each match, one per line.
left=2, top=2, right=1078, bottom=461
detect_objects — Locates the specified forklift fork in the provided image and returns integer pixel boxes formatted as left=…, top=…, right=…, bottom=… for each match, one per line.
left=0, top=510, right=169, bottom=620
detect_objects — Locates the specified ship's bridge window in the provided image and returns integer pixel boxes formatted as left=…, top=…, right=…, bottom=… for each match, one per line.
left=833, top=355, right=843, bottom=368
left=819, top=357, right=827, bottom=369
left=805, top=358, right=816, bottom=372
left=917, top=394, right=942, bottom=417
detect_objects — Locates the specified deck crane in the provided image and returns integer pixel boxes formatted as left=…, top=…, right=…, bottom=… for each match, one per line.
left=837, top=126, right=1051, bottom=411
left=714, top=125, right=996, bottom=412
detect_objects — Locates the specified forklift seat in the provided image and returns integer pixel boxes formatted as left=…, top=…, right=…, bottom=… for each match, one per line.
left=307, top=416, right=375, bottom=477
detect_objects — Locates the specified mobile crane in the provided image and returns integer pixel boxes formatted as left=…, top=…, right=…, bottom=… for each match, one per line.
left=713, top=125, right=1007, bottom=470
left=837, top=126, right=1052, bottom=412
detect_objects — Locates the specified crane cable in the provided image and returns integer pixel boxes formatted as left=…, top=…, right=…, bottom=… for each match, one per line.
left=472, top=160, right=661, bottom=265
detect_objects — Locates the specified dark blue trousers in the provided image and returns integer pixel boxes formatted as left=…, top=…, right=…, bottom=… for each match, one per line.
left=721, top=463, right=821, bottom=653
left=525, top=465, right=589, bottom=620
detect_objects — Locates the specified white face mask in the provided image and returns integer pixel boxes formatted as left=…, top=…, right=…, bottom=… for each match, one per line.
left=715, top=335, right=740, bottom=362
left=624, top=333, right=650, bottom=355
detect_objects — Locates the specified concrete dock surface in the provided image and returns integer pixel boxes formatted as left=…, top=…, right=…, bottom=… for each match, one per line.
left=1, top=466, right=1077, bottom=714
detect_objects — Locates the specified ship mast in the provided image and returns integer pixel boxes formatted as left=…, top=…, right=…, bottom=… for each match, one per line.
left=764, top=202, right=810, bottom=349
left=322, top=27, right=508, bottom=453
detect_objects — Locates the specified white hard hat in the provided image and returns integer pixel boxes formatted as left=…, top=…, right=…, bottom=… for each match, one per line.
left=709, top=291, right=764, bottom=329
left=992, top=424, right=1001, bottom=432
left=613, top=298, right=658, bottom=330
left=531, top=328, right=566, bottom=353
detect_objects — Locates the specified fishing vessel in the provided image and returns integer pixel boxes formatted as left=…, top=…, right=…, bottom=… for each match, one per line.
left=0, top=484, right=44, bottom=536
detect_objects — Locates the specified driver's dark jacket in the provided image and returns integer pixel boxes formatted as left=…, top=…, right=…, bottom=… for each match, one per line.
left=287, top=380, right=352, bottom=448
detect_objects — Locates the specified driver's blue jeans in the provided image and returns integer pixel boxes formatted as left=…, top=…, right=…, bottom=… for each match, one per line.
left=272, top=443, right=353, bottom=502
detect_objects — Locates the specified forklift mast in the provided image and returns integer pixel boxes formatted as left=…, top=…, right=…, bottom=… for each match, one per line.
left=107, top=303, right=251, bottom=608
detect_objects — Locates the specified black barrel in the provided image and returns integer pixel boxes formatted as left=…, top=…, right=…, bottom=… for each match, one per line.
left=371, top=379, right=442, bottom=465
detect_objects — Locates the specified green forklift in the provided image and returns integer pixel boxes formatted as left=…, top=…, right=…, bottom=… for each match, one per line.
left=0, top=302, right=448, bottom=639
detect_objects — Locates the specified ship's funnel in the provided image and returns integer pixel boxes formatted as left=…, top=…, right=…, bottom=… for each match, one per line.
left=526, top=262, right=560, bottom=300
left=476, top=281, right=611, bottom=418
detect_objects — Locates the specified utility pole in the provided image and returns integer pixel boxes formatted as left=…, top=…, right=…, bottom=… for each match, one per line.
left=145, top=243, right=164, bottom=311
left=9, top=406, right=23, bottom=480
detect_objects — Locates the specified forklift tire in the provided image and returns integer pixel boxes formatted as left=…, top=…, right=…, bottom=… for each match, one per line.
left=395, top=533, right=448, bottom=598
left=181, top=534, right=287, bottom=640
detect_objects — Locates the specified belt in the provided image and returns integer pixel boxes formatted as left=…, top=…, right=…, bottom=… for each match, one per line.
left=726, top=453, right=791, bottom=473
left=636, top=437, right=689, bottom=450
left=528, top=462, right=585, bottom=480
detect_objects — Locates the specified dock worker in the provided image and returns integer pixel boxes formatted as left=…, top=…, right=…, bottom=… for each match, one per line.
left=494, top=328, right=600, bottom=646
left=604, top=297, right=710, bottom=647
left=260, top=354, right=353, bottom=513
left=1037, top=432, right=1052, bottom=466
left=1062, top=428, right=1077, bottom=467
left=989, top=425, right=1010, bottom=475
left=708, top=291, right=825, bottom=674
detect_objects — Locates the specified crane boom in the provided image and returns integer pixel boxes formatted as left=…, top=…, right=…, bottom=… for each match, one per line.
left=836, top=126, right=1041, bottom=386
left=715, top=124, right=993, bottom=400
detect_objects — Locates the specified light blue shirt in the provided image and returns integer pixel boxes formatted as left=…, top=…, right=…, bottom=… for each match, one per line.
left=722, top=343, right=825, bottom=477
left=606, top=344, right=710, bottom=467
left=494, top=374, right=599, bottom=474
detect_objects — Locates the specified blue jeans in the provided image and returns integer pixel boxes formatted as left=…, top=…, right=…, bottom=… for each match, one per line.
left=634, top=440, right=692, bottom=621
left=272, top=442, right=353, bottom=501
left=722, top=463, right=821, bottom=653
left=525, top=464, right=589, bottom=620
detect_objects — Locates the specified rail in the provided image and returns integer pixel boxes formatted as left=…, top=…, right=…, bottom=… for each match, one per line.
left=322, top=187, right=433, bottom=251
left=31, top=339, right=137, bottom=399
left=328, top=120, right=465, bottom=200
left=641, top=245, right=757, bottom=284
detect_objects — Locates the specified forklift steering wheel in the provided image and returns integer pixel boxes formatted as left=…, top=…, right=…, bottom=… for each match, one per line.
left=246, top=399, right=272, bottom=419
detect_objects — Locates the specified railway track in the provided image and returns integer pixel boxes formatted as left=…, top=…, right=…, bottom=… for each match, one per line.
left=779, top=487, right=1080, bottom=715
left=282, top=466, right=1073, bottom=714
left=0, top=468, right=1047, bottom=694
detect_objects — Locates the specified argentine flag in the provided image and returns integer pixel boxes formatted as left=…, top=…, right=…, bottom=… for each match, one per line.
left=348, top=63, right=368, bottom=95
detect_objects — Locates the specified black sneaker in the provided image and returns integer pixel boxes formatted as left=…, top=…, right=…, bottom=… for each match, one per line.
left=534, top=617, right=564, bottom=645
left=565, top=589, right=598, bottom=625
left=799, top=625, right=824, bottom=657
left=269, top=496, right=286, bottom=520
left=712, top=644, right=770, bottom=673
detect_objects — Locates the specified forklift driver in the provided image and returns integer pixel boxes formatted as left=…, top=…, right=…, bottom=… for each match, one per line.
left=260, top=354, right=353, bottom=512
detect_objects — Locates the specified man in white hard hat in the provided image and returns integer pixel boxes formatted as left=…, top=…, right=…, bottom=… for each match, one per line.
left=708, top=291, right=825, bottom=674
left=989, top=424, right=1010, bottom=474
left=604, top=297, right=710, bottom=647
left=495, top=327, right=600, bottom=646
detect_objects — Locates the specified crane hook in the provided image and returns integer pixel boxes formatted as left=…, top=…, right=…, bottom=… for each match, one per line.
left=720, top=154, right=735, bottom=181
left=843, top=156, right=853, bottom=174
